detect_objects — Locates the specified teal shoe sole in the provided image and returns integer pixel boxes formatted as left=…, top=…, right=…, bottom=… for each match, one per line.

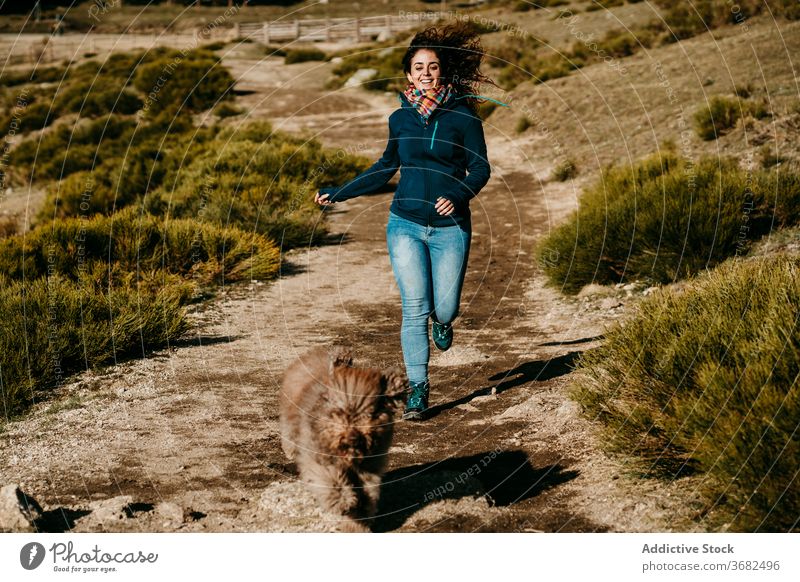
left=402, top=408, right=426, bottom=421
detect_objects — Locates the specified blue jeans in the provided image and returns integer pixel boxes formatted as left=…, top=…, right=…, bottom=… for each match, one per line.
left=386, top=211, right=471, bottom=385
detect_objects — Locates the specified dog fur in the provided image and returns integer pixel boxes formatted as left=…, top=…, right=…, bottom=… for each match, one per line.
left=279, top=347, right=407, bottom=532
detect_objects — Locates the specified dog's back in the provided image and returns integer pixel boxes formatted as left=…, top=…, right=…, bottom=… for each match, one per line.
left=279, top=347, right=353, bottom=460
left=279, top=347, right=407, bottom=530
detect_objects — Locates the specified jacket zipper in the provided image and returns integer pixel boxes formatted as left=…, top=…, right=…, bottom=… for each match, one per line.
left=429, top=120, right=438, bottom=149
left=424, top=117, right=436, bottom=224
left=400, top=93, right=448, bottom=225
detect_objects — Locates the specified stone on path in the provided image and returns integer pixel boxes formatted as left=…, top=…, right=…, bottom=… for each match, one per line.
left=0, top=484, right=43, bottom=533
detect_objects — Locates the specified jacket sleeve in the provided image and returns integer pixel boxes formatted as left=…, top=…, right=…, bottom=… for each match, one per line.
left=441, top=114, right=490, bottom=210
left=318, top=118, right=400, bottom=203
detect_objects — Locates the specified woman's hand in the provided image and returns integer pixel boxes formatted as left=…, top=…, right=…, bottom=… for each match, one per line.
left=314, top=191, right=333, bottom=206
left=435, top=197, right=455, bottom=216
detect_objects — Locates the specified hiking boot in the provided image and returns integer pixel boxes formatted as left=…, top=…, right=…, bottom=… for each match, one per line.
left=402, top=380, right=429, bottom=420
left=431, top=319, right=453, bottom=352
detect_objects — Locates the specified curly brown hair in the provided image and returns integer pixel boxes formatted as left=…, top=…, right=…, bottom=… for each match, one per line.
left=402, top=22, right=497, bottom=111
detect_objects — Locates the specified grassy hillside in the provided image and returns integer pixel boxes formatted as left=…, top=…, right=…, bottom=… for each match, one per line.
left=536, top=151, right=800, bottom=292
left=571, top=254, right=800, bottom=531
left=494, top=2, right=800, bottom=532
left=0, top=44, right=371, bottom=422
left=485, top=13, right=800, bottom=174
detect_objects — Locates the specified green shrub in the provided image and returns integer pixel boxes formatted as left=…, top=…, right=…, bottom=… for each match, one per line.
left=0, top=65, right=64, bottom=87
left=537, top=152, right=800, bottom=293
left=1, top=206, right=281, bottom=288
left=264, top=44, right=287, bottom=57
left=652, top=0, right=787, bottom=44
left=461, top=19, right=504, bottom=35
left=133, top=53, right=235, bottom=115
left=5, top=47, right=222, bottom=125
left=571, top=255, right=800, bottom=530
left=15, top=112, right=214, bottom=189
left=284, top=47, right=327, bottom=64
left=24, top=114, right=361, bottom=250
left=759, top=144, right=789, bottom=168
left=0, top=273, right=188, bottom=420
left=146, top=129, right=370, bottom=248
left=552, top=158, right=577, bottom=181
left=495, top=53, right=578, bottom=90
left=776, top=0, right=800, bottom=19
left=214, top=102, right=243, bottom=118
left=694, top=95, right=771, bottom=140
left=489, top=35, right=553, bottom=90
left=694, top=95, right=742, bottom=140
left=38, top=144, right=165, bottom=220
left=0, top=87, right=58, bottom=135
left=496, top=60, right=535, bottom=89
left=537, top=53, right=582, bottom=81
left=0, top=47, right=199, bottom=136
left=0, top=216, right=18, bottom=238
left=215, top=120, right=274, bottom=143
left=511, top=0, right=567, bottom=7
left=596, top=30, right=640, bottom=58
left=326, top=46, right=405, bottom=92
left=489, top=33, right=547, bottom=67
left=38, top=143, right=100, bottom=182
left=512, top=0, right=534, bottom=11
left=599, top=0, right=625, bottom=6
left=54, top=82, right=142, bottom=117
left=493, top=20, right=640, bottom=91
left=585, top=0, right=625, bottom=12
left=746, top=98, right=772, bottom=120
left=1, top=102, right=55, bottom=134
left=13, top=114, right=136, bottom=181
left=515, top=116, right=532, bottom=133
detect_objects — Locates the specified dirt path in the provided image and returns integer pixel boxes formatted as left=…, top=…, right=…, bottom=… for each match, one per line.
left=0, top=53, right=701, bottom=533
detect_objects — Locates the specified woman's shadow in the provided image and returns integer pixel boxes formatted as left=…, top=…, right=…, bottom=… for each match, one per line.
left=372, top=449, right=579, bottom=532
left=424, top=350, right=584, bottom=419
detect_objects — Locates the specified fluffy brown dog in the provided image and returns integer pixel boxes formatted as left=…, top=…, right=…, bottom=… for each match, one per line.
left=279, top=347, right=407, bottom=532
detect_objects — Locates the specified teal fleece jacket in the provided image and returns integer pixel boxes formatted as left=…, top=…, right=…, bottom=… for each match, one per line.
left=318, top=90, right=491, bottom=227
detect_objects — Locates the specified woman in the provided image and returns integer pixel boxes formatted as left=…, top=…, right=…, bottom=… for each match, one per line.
left=315, top=23, right=499, bottom=420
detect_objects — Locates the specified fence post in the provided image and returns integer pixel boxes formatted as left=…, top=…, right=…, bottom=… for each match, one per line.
left=262, top=22, right=270, bottom=44
left=355, top=17, right=361, bottom=43
left=385, top=14, right=391, bottom=37
left=294, top=19, right=300, bottom=41
left=326, top=17, right=331, bottom=42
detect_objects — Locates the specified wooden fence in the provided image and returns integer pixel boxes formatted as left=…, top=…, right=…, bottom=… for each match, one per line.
left=235, top=12, right=443, bottom=44
left=1, top=12, right=443, bottom=66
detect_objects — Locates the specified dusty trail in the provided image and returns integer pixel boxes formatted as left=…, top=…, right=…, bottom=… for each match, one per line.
left=0, top=53, right=699, bottom=533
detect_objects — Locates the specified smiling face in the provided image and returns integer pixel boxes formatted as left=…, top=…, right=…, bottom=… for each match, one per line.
left=405, top=48, right=442, bottom=91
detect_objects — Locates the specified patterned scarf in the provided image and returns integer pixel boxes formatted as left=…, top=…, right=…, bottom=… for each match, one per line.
left=403, top=82, right=454, bottom=124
